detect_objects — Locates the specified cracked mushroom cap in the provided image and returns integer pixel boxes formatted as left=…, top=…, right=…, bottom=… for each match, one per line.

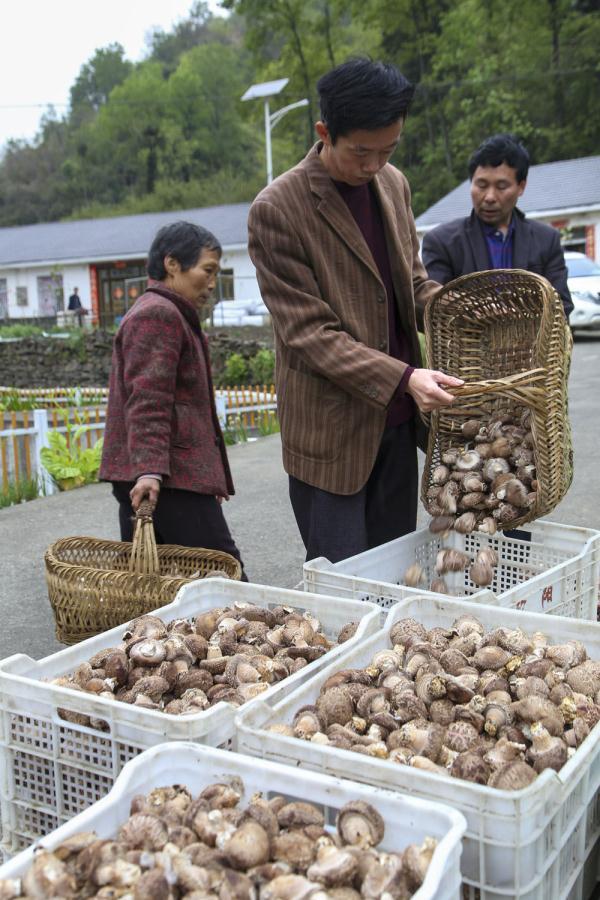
left=336, top=801, right=385, bottom=848
left=389, top=618, right=428, bottom=647
left=118, top=813, right=168, bottom=851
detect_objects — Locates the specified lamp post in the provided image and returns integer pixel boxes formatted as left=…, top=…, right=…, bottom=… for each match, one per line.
left=241, top=79, right=309, bottom=184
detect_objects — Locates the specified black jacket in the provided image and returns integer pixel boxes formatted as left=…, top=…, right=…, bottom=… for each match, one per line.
left=421, top=209, right=573, bottom=319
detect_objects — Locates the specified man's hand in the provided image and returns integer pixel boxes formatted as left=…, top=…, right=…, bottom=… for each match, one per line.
left=406, top=369, right=464, bottom=412
left=130, top=477, right=161, bottom=512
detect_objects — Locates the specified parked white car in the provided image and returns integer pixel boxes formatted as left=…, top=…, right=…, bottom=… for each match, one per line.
left=565, top=251, right=600, bottom=333
left=211, top=297, right=270, bottom=327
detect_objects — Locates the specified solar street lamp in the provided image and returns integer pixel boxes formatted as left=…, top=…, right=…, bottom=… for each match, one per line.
left=242, top=78, right=309, bottom=184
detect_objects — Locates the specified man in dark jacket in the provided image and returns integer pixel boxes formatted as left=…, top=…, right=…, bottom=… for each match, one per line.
left=421, top=134, right=573, bottom=318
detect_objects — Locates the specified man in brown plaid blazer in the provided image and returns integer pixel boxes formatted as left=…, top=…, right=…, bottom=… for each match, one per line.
left=248, top=59, right=463, bottom=563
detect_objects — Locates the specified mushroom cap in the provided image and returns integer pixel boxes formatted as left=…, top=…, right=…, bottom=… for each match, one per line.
left=316, top=686, right=355, bottom=728
left=271, top=831, right=317, bottom=872
left=444, top=720, right=479, bottom=753
left=260, top=874, right=322, bottom=900
left=488, top=760, right=537, bottom=790
left=451, top=751, right=490, bottom=784
left=277, top=801, right=325, bottom=830
left=336, top=800, right=385, bottom=848
left=307, top=845, right=358, bottom=887
left=222, top=820, right=270, bottom=870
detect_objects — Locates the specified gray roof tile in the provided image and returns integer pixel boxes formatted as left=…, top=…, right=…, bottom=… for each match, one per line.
left=416, top=155, right=600, bottom=229
left=0, top=203, right=251, bottom=266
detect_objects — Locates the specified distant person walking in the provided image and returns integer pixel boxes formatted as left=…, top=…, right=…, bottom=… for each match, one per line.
left=421, top=133, right=573, bottom=319
left=99, top=221, right=247, bottom=578
left=67, top=287, right=85, bottom=327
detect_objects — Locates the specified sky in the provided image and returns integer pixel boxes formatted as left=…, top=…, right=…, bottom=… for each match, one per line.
left=0, top=1, right=224, bottom=151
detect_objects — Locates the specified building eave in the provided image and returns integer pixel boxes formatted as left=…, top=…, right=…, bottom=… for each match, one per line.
left=0, top=242, right=246, bottom=270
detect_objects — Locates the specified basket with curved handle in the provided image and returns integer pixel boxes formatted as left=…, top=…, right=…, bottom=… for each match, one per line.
left=128, top=501, right=160, bottom=576
left=421, top=268, right=573, bottom=529
left=447, top=368, right=548, bottom=412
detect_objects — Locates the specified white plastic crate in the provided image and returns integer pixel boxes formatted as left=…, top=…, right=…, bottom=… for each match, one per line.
left=0, top=578, right=379, bottom=857
left=236, top=595, right=600, bottom=900
left=0, top=742, right=466, bottom=900
left=303, top=519, right=600, bottom=620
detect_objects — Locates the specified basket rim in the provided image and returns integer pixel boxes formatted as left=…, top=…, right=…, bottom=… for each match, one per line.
left=44, top=536, right=242, bottom=582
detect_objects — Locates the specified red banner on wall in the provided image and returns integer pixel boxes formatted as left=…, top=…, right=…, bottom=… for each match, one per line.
left=89, top=265, right=99, bottom=325
left=585, top=225, right=596, bottom=260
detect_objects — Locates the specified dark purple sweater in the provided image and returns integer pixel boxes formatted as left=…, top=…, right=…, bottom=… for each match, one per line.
left=334, top=180, right=415, bottom=425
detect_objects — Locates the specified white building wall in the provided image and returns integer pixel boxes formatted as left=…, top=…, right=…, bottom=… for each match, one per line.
left=0, top=262, right=91, bottom=319
left=0, top=247, right=261, bottom=320
left=220, top=246, right=261, bottom=304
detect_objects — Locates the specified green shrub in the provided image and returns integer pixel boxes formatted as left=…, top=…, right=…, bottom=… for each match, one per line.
left=0, top=475, right=42, bottom=508
left=249, top=349, right=275, bottom=385
left=0, top=324, right=44, bottom=339
left=222, top=353, right=249, bottom=386
left=40, top=414, right=103, bottom=490
left=257, top=411, right=280, bottom=436
left=0, top=391, right=38, bottom=411
left=222, top=414, right=248, bottom=445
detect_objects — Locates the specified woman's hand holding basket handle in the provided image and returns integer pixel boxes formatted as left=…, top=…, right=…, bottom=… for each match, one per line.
left=130, top=476, right=161, bottom=513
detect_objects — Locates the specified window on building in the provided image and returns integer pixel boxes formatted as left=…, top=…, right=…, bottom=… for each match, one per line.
left=216, top=269, right=235, bottom=301
left=559, top=225, right=587, bottom=255
left=16, top=286, right=28, bottom=307
left=37, top=274, right=64, bottom=316
left=96, top=261, right=146, bottom=327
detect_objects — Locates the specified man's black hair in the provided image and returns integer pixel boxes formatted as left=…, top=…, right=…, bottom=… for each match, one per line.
left=468, top=134, right=530, bottom=183
left=147, top=221, right=222, bottom=280
left=316, top=58, right=415, bottom=143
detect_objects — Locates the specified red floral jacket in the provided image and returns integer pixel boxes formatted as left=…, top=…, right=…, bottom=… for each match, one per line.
left=99, top=285, right=234, bottom=497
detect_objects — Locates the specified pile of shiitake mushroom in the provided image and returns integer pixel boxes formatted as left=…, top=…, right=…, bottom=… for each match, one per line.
left=425, top=407, right=537, bottom=534
left=48, top=603, right=359, bottom=727
left=269, top=615, right=600, bottom=791
left=0, top=780, right=437, bottom=899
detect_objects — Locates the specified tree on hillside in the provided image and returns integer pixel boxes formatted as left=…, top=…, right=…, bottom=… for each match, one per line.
left=69, top=44, right=133, bottom=127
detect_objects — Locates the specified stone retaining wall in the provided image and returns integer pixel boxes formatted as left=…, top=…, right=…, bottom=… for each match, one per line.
left=0, top=327, right=274, bottom=388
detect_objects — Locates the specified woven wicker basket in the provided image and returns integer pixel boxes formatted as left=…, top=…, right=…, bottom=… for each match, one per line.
left=45, top=502, right=242, bottom=644
left=421, top=268, right=573, bottom=530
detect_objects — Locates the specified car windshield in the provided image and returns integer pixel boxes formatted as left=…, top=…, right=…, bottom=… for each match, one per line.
left=566, top=256, right=600, bottom=277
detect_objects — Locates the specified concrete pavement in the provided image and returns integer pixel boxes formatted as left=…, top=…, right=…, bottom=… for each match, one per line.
left=0, top=336, right=598, bottom=662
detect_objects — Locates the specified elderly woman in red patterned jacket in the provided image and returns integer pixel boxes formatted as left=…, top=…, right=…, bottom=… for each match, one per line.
left=99, top=221, right=246, bottom=578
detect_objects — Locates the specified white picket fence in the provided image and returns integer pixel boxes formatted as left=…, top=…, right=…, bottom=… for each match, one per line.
left=0, top=387, right=277, bottom=498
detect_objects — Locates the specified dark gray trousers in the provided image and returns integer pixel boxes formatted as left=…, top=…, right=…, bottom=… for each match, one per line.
left=289, top=422, right=418, bottom=564
left=111, top=482, right=247, bottom=580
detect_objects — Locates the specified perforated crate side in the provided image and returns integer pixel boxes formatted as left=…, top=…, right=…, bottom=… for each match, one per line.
left=236, top=596, right=600, bottom=899
left=0, top=581, right=380, bottom=855
left=303, top=521, right=600, bottom=620
left=0, top=744, right=467, bottom=900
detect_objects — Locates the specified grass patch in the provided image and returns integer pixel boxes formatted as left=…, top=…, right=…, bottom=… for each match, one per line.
left=0, top=475, right=42, bottom=508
